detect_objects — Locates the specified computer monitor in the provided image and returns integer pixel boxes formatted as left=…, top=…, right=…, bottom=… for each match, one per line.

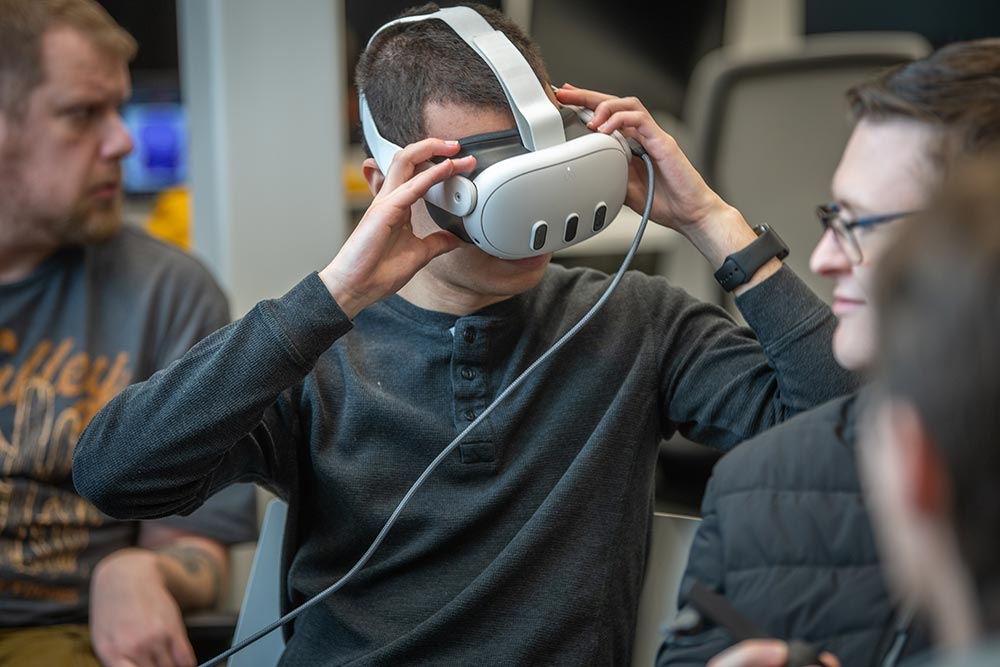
left=121, top=100, right=187, bottom=195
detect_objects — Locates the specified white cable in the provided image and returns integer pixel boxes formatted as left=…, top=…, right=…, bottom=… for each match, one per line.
left=198, top=152, right=655, bottom=667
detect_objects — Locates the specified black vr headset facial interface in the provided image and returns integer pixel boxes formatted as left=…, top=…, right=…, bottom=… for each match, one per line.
left=359, top=6, right=631, bottom=260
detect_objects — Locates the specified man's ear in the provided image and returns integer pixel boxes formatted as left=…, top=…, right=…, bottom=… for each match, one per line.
left=362, top=157, right=384, bottom=196
left=890, top=400, right=953, bottom=519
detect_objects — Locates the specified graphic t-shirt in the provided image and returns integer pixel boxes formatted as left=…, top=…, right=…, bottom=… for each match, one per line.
left=0, top=227, right=257, bottom=626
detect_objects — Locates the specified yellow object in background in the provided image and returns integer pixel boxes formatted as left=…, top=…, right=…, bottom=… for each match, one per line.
left=146, top=165, right=371, bottom=248
left=145, top=186, right=192, bottom=251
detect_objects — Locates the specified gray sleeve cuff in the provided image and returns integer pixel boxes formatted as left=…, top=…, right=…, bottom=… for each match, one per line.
left=258, top=272, right=354, bottom=370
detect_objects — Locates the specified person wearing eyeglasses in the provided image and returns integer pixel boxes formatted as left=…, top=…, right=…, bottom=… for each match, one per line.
left=659, top=39, right=1000, bottom=667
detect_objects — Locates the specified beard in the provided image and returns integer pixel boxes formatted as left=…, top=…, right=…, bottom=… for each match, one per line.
left=51, top=194, right=124, bottom=244
left=0, top=190, right=124, bottom=251
left=0, top=141, right=123, bottom=251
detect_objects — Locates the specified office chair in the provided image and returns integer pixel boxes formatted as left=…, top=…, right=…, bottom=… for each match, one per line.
left=685, top=31, right=932, bottom=305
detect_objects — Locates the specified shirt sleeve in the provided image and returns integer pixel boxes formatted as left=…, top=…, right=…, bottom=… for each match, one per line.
left=153, top=483, right=259, bottom=544
left=73, top=273, right=353, bottom=521
left=658, top=265, right=858, bottom=448
left=138, top=253, right=258, bottom=543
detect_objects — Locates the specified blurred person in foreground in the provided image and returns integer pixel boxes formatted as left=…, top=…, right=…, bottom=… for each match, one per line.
left=862, top=157, right=1000, bottom=667
left=662, top=39, right=1000, bottom=667
left=710, top=157, right=1000, bottom=666
left=0, top=1, right=256, bottom=665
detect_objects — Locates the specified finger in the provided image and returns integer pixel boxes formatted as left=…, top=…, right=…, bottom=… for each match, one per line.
left=708, top=640, right=788, bottom=667
left=553, top=85, right=617, bottom=112
left=133, top=636, right=176, bottom=667
left=107, top=659, right=141, bottom=667
left=382, top=138, right=462, bottom=191
left=818, top=652, right=841, bottom=667
left=592, top=109, right=670, bottom=149
left=384, top=155, right=477, bottom=212
left=168, top=634, right=197, bottom=667
left=152, top=645, right=176, bottom=667
left=590, top=97, right=649, bottom=130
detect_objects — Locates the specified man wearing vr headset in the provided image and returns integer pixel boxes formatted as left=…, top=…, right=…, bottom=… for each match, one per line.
left=73, top=3, right=856, bottom=665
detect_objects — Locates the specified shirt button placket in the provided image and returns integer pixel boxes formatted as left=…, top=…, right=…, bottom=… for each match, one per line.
left=452, top=321, right=496, bottom=465
left=454, top=324, right=488, bottom=434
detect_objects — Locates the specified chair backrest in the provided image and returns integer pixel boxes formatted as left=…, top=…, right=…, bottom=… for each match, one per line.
left=631, top=512, right=700, bottom=667
left=229, top=498, right=288, bottom=667
left=685, top=32, right=931, bottom=305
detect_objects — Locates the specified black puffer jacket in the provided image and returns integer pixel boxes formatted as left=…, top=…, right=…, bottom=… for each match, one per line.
left=658, top=391, right=930, bottom=666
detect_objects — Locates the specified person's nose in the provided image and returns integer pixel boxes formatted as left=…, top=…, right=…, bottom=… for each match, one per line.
left=809, top=228, right=852, bottom=278
left=101, top=111, right=134, bottom=161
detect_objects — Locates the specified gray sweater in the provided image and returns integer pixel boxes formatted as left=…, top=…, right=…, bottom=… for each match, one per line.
left=74, top=264, right=855, bottom=666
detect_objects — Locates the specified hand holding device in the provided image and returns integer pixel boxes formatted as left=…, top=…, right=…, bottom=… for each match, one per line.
left=319, top=138, right=474, bottom=318
left=555, top=85, right=787, bottom=287
left=709, top=640, right=841, bottom=667
left=554, top=84, right=728, bottom=233
left=360, top=6, right=631, bottom=260
left=680, top=582, right=836, bottom=667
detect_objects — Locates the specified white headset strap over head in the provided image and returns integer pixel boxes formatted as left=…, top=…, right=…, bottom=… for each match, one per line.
left=360, top=5, right=565, bottom=156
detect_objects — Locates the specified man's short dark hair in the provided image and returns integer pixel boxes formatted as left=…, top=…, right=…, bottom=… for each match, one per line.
left=355, top=2, right=551, bottom=149
left=0, top=0, right=136, bottom=119
left=847, top=39, right=1000, bottom=165
left=875, top=156, right=1000, bottom=629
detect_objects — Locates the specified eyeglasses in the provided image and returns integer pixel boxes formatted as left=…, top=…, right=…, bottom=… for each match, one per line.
left=815, top=202, right=919, bottom=264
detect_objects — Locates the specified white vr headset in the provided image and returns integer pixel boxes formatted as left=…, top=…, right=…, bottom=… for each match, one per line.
left=359, top=6, right=631, bottom=260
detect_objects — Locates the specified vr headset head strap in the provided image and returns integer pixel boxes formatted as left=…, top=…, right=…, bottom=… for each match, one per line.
left=362, top=6, right=565, bottom=153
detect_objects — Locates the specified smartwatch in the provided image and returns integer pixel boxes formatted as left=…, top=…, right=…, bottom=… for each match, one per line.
left=713, top=224, right=789, bottom=292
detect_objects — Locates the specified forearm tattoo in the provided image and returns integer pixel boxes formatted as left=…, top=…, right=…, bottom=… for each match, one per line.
left=158, top=545, right=224, bottom=600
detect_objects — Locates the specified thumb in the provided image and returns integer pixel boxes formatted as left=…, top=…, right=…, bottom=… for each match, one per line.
left=420, top=229, right=463, bottom=260
left=107, top=659, right=141, bottom=667
left=167, top=632, right=197, bottom=667
left=818, top=652, right=841, bottom=667
left=709, top=640, right=788, bottom=667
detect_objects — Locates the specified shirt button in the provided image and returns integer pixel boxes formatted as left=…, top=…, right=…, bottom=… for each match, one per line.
left=463, top=327, right=476, bottom=343
left=464, top=409, right=477, bottom=421
left=461, top=367, right=476, bottom=380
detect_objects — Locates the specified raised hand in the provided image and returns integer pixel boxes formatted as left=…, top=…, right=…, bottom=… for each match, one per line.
left=319, top=139, right=476, bottom=318
left=556, top=83, right=728, bottom=233
left=556, top=84, right=779, bottom=288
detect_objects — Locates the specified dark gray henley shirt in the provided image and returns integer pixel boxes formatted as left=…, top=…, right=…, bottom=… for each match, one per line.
left=74, top=263, right=856, bottom=666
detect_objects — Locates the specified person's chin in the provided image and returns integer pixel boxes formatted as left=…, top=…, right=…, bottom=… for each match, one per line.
left=832, top=322, right=874, bottom=372
left=504, top=253, right=551, bottom=272
left=72, top=207, right=123, bottom=244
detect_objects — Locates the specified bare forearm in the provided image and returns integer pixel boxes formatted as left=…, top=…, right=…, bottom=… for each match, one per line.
left=94, top=542, right=227, bottom=613
left=154, top=540, right=228, bottom=610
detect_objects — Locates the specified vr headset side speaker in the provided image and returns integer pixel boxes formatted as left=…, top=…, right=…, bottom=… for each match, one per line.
left=359, top=6, right=631, bottom=260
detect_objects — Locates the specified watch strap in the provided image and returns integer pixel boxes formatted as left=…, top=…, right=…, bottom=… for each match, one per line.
left=713, top=224, right=789, bottom=292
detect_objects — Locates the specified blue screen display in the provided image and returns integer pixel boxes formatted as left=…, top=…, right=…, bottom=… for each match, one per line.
left=122, top=102, right=188, bottom=194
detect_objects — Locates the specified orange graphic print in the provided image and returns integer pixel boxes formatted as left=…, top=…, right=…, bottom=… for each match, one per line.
left=0, top=329, right=132, bottom=601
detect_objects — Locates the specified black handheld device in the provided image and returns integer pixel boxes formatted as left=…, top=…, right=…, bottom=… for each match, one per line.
left=678, top=581, right=829, bottom=667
